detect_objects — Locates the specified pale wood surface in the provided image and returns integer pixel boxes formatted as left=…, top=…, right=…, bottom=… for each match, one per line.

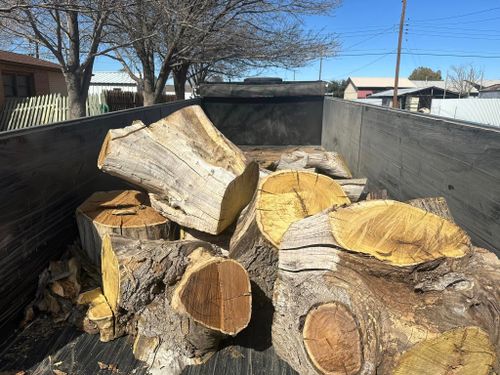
left=98, top=105, right=259, bottom=234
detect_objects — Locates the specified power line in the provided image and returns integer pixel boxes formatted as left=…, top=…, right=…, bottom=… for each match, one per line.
left=332, top=52, right=394, bottom=79
left=410, top=6, right=500, bottom=23
left=335, top=52, right=500, bottom=58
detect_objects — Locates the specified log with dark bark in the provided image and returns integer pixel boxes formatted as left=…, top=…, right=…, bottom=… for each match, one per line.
left=76, top=190, right=172, bottom=265
left=100, top=234, right=252, bottom=374
left=97, top=105, right=259, bottom=235
left=272, top=199, right=499, bottom=375
left=229, top=170, right=351, bottom=300
left=275, top=150, right=352, bottom=178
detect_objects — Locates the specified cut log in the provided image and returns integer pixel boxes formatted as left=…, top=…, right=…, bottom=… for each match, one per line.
left=101, top=235, right=252, bottom=374
left=229, top=170, right=350, bottom=300
left=275, top=150, right=352, bottom=178
left=97, top=105, right=259, bottom=234
left=272, top=201, right=500, bottom=375
left=76, top=190, right=172, bottom=265
left=334, top=178, right=367, bottom=202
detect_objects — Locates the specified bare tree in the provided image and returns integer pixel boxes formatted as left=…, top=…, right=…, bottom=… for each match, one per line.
left=449, top=64, right=483, bottom=98
left=0, top=1, right=131, bottom=118
left=109, top=0, right=341, bottom=102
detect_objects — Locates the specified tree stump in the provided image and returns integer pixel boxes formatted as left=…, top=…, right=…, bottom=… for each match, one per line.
left=76, top=190, right=171, bottom=265
left=229, top=170, right=351, bottom=300
left=97, top=105, right=259, bottom=235
left=275, top=150, right=352, bottom=178
left=101, top=235, right=252, bottom=374
left=272, top=200, right=499, bottom=374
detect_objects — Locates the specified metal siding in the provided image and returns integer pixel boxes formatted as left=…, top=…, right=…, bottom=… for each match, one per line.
left=431, top=99, right=500, bottom=127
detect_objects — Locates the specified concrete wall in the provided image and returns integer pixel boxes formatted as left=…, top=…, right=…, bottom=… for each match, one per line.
left=0, top=99, right=200, bottom=334
left=322, top=97, right=500, bottom=254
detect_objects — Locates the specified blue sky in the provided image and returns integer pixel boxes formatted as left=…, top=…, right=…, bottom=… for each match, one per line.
left=94, top=1, right=500, bottom=81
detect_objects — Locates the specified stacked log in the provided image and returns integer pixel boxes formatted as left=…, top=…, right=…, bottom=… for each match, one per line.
left=272, top=199, right=500, bottom=374
left=230, top=170, right=350, bottom=299
left=97, top=105, right=259, bottom=234
left=70, top=104, right=499, bottom=375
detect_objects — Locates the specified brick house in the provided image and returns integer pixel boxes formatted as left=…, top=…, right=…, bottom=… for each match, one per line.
left=0, top=51, right=67, bottom=107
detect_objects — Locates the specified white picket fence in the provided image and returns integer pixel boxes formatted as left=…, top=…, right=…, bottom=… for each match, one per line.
left=0, top=93, right=107, bottom=132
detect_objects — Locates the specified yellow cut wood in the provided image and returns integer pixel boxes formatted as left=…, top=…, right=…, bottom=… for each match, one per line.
left=328, top=200, right=470, bottom=266
left=393, top=326, right=496, bottom=375
left=257, top=170, right=351, bottom=247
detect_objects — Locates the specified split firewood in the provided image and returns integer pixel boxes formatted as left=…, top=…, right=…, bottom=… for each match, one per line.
left=275, top=150, right=352, bottom=178
left=272, top=199, right=499, bottom=374
left=101, top=234, right=252, bottom=374
left=229, top=170, right=350, bottom=300
left=76, top=190, right=172, bottom=265
left=333, top=178, right=367, bottom=202
left=77, top=288, right=115, bottom=342
left=97, top=105, right=259, bottom=235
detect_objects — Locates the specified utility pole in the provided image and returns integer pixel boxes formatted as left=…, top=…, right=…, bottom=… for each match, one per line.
left=393, top=0, right=407, bottom=109
left=319, top=52, right=323, bottom=81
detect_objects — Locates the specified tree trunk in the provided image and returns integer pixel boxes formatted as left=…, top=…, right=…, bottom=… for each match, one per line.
left=101, top=234, right=252, bottom=374
left=276, top=150, right=353, bottom=178
left=98, top=105, right=259, bottom=234
left=64, top=72, right=87, bottom=119
left=272, top=200, right=500, bottom=375
left=173, top=63, right=189, bottom=100
left=229, top=170, right=351, bottom=300
left=76, top=190, right=172, bottom=265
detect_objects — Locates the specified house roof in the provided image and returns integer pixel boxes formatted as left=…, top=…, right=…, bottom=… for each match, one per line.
left=479, top=80, right=500, bottom=88
left=91, top=71, right=137, bottom=85
left=369, top=86, right=454, bottom=98
left=480, top=84, right=500, bottom=92
left=348, top=77, right=415, bottom=89
left=0, top=50, right=61, bottom=71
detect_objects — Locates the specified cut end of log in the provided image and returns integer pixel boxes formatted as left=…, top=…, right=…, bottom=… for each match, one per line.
left=393, top=327, right=496, bottom=375
left=256, top=170, right=351, bottom=247
left=77, top=190, right=168, bottom=228
left=328, top=200, right=471, bottom=266
left=173, top=250, right=251, bottom=335
left=101, top=235, right=120, bottom=313
left=303, top=303, right=362, bottom=375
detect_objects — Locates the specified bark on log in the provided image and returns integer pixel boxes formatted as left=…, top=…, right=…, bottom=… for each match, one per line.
left=275, top=150, right=352, bottom=178
left=229, top=170, right=350, bottom=300
left=101, top=235, right=252, bottom=374
left=76, top=190, right=172, bottom=265
left=334, top=178, right=367, bottom=202
left=180, top=226, right=233, bottom=254
left=97, top=105, right=259, bottom=234
left=407, top=196, right=454, bottom=221
left=272, top=200, right=499, bottom=375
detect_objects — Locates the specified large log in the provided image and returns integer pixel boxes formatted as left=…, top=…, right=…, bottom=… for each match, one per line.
left=97, top=105, right=259, bottom=235
left=275, top=150, right=353, bottom=178
left=272, top=200, right=500, bottom=374
left=101, top=235, right=252, bottom=374
left=76, top=190, right=172, bottom=265
left=229, top=170, right=350, bottom=300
